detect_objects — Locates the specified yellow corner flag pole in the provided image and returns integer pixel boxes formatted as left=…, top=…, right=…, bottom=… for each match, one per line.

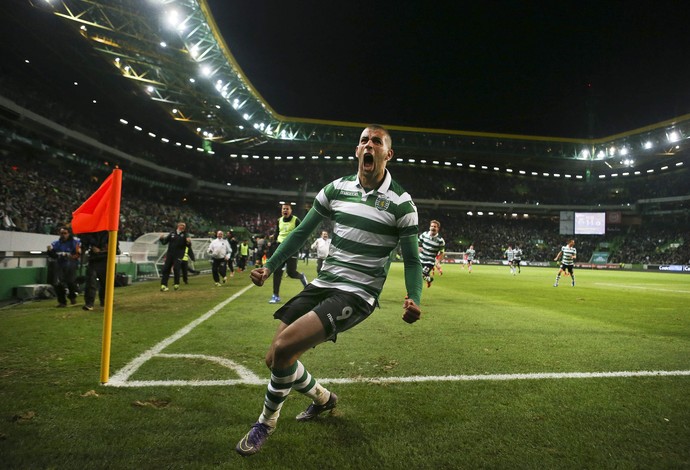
left=100, top=229, right=119, bottom=384
left=99, top=168, right=122, bottom=384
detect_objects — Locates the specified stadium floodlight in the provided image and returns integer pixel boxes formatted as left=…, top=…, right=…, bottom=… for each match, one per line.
left=553, top=173, right=561, bottom=177
left=611, top=173, right=618, bottom=177
left=481, top=165, right=488, bottom=170
left=456, top=163, right=463, bottom=167
left=420, top=160, right=427, bottom=164
left=542, top=172, right=549, bottom=177
left=396, top=158, right=403, bottom=162
left=531, top=171, right=538, bottom=176
left=432, top=161, right=440, bottom=165
left=467, top=211, right=473, bottom=216
left=408, top=159, right=416, bottom=163
left=668, top=131, right=680, bottom=142
left=620, top=147, right=629, bottom=156
left=676, top=162, right=684, bottom=167
left=188, top=78, right=195, bottom=83
left=644, top=141, right=653, bottom=149
left=488, top=212, right=494, bottom=215
left=576, top=175, right=583, bottom=179
left=160, top=41, right=167, bottom=48
left=565, top=174, right=571, bottom=178
left=506, top=169, right=513, bottom=173
left=598, top=175, right=606, bottom=179
left=444, top=162, right=451, bottom=166
left=477, top=212, right=483, bottom=216
left=609, top=146, right=616, bottom=156
left=647, top=169, right=654, bottom=173
left=469, top=164, right=476, bottom=168
left=493, top=167, right=499, bottom=171
left=226, top=182, right=232, bottom=186
left=200, top=65, right=212, bottom=77
left=165, top=9, right=180, bottom=28
left=597, top=150, right=605, bottom=159
left=634, top=171, right=641, bottom=175
left=661, top=166, right=669, bottom=170
left=161, top=138, right=169, bottom=143
left=243, top=113, right=250, bottom=120
left=134, top=126, right=142, bottom=131
left=580, top=149, right=590, bottom=159
left=175, top=142, right=182, bottom=146
left=119, top=119, right=128, bottom=125
left=622, top=172, right=629, bottom=176
left=299, top=156, right=306, bottom=160
left=185, top=144, right=193, bottom=149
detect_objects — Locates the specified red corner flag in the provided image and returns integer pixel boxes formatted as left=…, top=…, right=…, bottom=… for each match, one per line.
left=72, top=169, right=122, bottom=233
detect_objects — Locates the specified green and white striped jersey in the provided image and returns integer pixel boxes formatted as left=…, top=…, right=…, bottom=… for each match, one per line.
left=418, top=231, right=445, bottom=265
left=310, top=171, right=419, bottom=306
left=560, top=245, right=577, bottom=265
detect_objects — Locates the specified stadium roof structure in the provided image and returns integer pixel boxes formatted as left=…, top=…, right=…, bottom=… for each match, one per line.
left=24, top=0, right=690, bottom=175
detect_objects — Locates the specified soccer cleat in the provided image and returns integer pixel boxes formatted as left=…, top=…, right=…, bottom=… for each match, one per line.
left=82, top=305, right=94, bottom=311
left=296, top=392, right=338, bottom=421
left=300, top=273, right=308, bottom=287
left=223, top=276, right=227, bottom=283
left=268, top=295, right=281, bottom=304
left=553, top=283, right=558, bottom=287
left=215, top=282, right=221, bottom=287
left=160, top=285, right=169, bottom=292
left=174, top=284, right=179, bottom=291
left=235, top=422, right=275, bottom=457
left=571, top=281, right=575, bottom=287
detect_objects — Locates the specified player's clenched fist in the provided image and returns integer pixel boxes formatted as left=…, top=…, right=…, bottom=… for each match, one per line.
left=250, top=267, right=271, bottom=286
left=402, top=298, right=421, bottom=324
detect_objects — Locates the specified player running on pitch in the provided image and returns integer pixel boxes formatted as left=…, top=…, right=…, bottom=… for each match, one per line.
left=554, top=239, right=577, bottom=286
left=418, top=219, right=445, bottom=288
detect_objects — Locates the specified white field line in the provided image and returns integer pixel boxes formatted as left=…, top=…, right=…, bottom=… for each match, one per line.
left=106, top=284, right=254, bottom=387
left=594, top=282, right=690, bottom=294
left=108, top=369, right=690, bottom=388
left=106, top=283, right=690, bottom=388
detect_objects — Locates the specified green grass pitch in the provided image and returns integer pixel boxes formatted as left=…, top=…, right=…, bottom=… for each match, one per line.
left=1, top=263, right=688, bottom=468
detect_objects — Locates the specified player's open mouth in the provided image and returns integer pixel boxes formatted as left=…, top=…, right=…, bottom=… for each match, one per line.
left=362, top=153, right=374, bottom=170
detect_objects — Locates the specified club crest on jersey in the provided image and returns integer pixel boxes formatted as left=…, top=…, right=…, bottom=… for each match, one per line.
left=375, top=195, right=390, bottom=211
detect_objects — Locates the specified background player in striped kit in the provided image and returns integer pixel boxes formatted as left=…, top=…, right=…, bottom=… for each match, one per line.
left=418, top=220, right=445, bottom=287
left=554, top=239, right=577, bottom=286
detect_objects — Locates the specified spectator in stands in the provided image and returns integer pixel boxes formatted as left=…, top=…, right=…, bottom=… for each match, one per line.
left=159, top=222, right=191, bottom=292
left=47, top=226, right=81, bottom=307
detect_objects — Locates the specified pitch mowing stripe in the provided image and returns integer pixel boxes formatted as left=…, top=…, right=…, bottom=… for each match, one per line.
left=107, top=369, right=690, bottom=388
left=594, top=282, right=690, bottom=294
left=106, top=284, right=254, bottom=387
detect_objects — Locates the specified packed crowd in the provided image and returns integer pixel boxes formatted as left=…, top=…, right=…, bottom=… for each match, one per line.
left=2, top=151, right=688, bottom=265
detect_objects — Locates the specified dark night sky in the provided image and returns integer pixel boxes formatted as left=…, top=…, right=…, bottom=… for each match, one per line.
left=205, top=1, right=690, bottom=138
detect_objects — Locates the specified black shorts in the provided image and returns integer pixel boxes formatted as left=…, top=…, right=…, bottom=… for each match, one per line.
left=560, top=264, right=574, bottom=274
left=273, top=285, right=375, bottom=342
